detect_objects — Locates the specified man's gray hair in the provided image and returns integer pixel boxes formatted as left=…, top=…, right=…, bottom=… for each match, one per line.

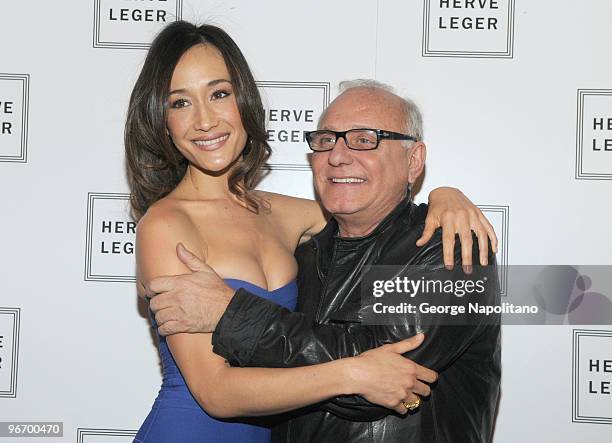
left=335, top=79, right=424, bottom=142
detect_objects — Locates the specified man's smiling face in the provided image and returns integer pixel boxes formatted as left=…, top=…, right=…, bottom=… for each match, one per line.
left=312, top=87, right=422, bottom=229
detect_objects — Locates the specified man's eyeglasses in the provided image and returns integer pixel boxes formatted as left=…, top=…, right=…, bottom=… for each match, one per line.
left=304, top=128, right=418, bottom=152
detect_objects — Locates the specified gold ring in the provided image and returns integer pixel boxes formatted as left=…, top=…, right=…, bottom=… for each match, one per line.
left=402, top=396, right=421, bottom=411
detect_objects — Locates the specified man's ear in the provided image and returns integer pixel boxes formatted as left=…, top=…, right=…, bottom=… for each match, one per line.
left=407, top=142, right=426, bottom=184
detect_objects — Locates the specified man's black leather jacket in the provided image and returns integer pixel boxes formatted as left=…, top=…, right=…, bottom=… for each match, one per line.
left=212, top=195, right=501, bottom=442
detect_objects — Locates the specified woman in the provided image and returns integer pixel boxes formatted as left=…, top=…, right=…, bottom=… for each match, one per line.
left=126, top=21, right=496, bottom=443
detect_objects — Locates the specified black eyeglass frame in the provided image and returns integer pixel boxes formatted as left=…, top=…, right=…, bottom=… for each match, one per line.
left=304, top=128, right=418, bottom=152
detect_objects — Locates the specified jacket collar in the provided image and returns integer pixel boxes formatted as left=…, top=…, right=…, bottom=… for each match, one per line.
left=313, top=187, right=413, bottom=261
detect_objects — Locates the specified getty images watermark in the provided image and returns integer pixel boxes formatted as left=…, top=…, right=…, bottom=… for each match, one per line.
left=361, top=265, right=612, bottom=326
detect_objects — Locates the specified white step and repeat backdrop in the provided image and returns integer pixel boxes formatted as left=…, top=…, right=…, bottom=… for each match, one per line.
left=1, top=0, right=611, bottom=442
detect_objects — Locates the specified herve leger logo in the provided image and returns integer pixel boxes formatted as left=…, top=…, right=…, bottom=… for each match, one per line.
left=77, top=428, right=137, bottom=442
left=422, top=0, right=515, bottom=58
left=478, top=205, right=509, bottom=295
left=84, top=193, right=136, bottom=282
left=0, top=308, right=20, bottom=398
left=257, top=82, right=331, bottom=170
left=93, top=0, right=183, bottom=49
left=576, top=89, right=612, bottom=180
left=0, top=74, right=29, bottom=163
left=573, top=330, right=612, bottom=424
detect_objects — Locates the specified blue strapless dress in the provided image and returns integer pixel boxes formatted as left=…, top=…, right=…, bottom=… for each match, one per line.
left=134, top=279, right=297, bottom=443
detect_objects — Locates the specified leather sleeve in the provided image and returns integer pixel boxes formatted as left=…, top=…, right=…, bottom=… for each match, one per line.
left=212, top=234, right=499, bottom=421
left=211, top=290, right=395, bottom=420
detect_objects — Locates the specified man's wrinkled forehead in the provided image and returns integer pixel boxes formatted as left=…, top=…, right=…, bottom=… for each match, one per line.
left=319, top=87, right=405, bottom=131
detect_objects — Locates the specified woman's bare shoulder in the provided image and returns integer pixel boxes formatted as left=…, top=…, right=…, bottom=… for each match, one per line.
left=135, top=198, right=209, bottom=284
left=136, top=197, right=208, bottom=255
left=254, top=190, right=318, bottom=214
left=253, top=190, right=326, bottom=242
left=139, top=198, right=192, bottom=234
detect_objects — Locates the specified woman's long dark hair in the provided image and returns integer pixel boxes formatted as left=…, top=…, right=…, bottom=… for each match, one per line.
left=125, top=21, right=271, bottom=220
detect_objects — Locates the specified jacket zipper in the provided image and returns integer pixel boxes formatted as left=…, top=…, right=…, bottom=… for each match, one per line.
left=315, top=239, right=338, bottom=321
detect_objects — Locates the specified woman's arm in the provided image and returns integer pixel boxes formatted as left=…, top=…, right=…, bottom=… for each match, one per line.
left=259, top=192, right=327, bottom=245
left=168, top=331, right=431, bottom=418
left=270, top=188, right=498, bottom=265
left=137, top=207, right=436, bottom=418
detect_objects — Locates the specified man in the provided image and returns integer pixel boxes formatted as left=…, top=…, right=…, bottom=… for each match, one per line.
left=148, top=80, right=501, bottom=442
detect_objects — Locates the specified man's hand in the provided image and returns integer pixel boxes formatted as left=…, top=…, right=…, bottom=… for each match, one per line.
left=146, top=243, right=235, bottom=336
left=417, top=187, right=498, bottom=268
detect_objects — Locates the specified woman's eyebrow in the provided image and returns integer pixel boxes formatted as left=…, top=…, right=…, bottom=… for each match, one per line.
left=168, top=79, right=232, bottom=95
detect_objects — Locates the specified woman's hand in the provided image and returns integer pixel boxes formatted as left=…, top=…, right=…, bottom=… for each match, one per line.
left=418, top=187, right=498, bottom=267
left=345, top=334, right=438, bottom=414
